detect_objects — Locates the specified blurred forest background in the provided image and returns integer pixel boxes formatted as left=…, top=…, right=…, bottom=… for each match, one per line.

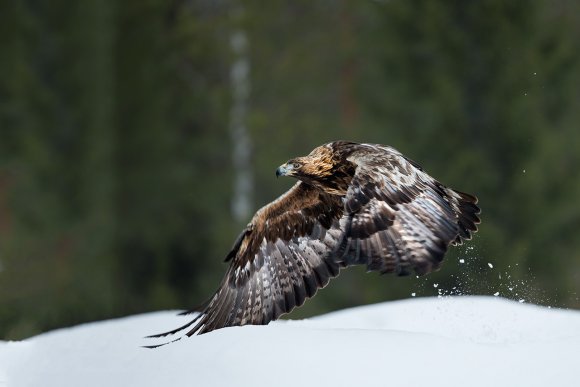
left=1, top=0, right=580, bottom=340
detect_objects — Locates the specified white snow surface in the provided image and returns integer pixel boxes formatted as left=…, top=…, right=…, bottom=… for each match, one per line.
left=1, top=296, right=579, bottom=387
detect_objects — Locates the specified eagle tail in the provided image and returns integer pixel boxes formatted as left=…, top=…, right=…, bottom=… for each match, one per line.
left=450, top=189, right=481, bottom=245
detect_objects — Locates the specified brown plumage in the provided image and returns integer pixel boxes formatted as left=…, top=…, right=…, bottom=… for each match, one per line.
left=146, top=141, right=480, bottom=346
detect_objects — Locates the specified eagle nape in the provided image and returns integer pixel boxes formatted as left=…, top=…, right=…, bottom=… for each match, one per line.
left=146, top=140, right=480, bottom=346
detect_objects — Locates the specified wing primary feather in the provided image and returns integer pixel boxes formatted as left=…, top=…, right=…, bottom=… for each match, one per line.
left=300, top=250, right=320, bottom=297
left=267, top=244, right=286, bottom=320
left=177, top=297, right=212, bottom=316
left=242, top=275, right=258, bottom=325
left=142, top=336, right=182, bottom=349
left=231, top=275, right=251, bottom=327
left=145, top=313, right=203, bottom=339
left=287, top=247, right=308, bottom=307
left=192, top=286, right=234, bottom=336
left=275, top=240, right=300, bottom=312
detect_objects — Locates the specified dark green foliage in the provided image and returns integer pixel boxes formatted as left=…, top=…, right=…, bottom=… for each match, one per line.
left=1, top=0, right=579, bottom=339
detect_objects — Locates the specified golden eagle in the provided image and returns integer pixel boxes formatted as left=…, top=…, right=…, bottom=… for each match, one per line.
left=147, top=141, right=480, bottom=345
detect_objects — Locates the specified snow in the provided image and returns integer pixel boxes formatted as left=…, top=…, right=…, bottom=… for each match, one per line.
left=1, top=296, right=579, bottom=387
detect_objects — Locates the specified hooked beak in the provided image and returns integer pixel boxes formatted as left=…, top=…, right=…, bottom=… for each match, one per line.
left=276, top=163, right=293, bottom=178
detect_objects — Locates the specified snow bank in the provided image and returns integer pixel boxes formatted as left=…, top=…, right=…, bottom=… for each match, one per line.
left=1, top=296, right=579, bottom=387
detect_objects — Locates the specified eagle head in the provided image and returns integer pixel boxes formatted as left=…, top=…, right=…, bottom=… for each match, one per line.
left=275, top=144, right=354, bottom=194
left=276, top=145, right=333, bottom=178
left=275, top=159, right=301, bottom=178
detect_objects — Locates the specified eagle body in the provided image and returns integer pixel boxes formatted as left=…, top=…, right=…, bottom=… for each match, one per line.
left=148, top=141, right=480, bottom=344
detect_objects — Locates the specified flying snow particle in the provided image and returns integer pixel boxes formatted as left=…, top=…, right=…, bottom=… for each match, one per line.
left=459, top=259, right=465, bottom=264
left=411, top=293, right=416, bottom=297
left=433, top=283, right=439, bottom=288
left=494, top=292, right=500, bottom=296
left=518, top=299, right=525, bottom=303
left=488, top=263, right=494, bottom=269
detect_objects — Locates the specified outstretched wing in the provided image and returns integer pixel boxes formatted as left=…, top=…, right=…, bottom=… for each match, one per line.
left=147, top=142, right=480, bottom=345
left=147, top=182, right=345, bottom=342
left=336, top=144, right=480, bottom=276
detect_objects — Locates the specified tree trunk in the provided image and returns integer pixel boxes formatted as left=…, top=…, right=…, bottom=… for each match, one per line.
left=229, top=5, right=253, bottom=222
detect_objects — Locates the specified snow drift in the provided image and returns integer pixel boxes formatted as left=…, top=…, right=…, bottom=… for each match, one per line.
left=1, top=296, right=579, bottom=387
